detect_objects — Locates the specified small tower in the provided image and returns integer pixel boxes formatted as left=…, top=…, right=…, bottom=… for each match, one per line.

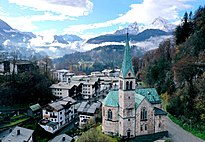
left=118, top=33, right=136, bottom=138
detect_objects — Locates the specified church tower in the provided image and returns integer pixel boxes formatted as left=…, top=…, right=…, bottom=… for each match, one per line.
left=118, top=33, right=136, bottom=138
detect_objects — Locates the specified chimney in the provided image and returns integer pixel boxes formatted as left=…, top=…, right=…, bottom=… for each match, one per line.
left=17, top=129, right=20, bottom=135
left=62, top=136, right=65, bottom=141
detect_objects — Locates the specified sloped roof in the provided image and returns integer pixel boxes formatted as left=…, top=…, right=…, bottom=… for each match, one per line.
left=135, top=93, right=145, bottom=108
left=154, top=107, right=167, bottom=116
left=49, top=102, right=64, bottom=111
left=3, top=126, right=34, bottom=142
left=136, top=88, right=161, bottom=104
left=77, top=101, right=101, bottom=114
left=121, top=34, right=135, bottom=78
left=29, top=103, right=41, bottom=111
left=49, top=134, right=73, bottom=142
left=103, top=90, right=145, bottom=109
left=102, top=91, right=119, bottom=107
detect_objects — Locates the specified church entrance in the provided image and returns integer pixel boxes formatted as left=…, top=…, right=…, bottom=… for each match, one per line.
left=127, top=130, right=131, bottom=138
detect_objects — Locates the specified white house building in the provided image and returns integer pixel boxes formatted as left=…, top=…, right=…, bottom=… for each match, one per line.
left=39, top=97, right=76, bottom=133
left=77, top=101, right=101, bottom=127
left=81, top=80, right=96, bottom=99
left=50, top=82, right=81, bottom=98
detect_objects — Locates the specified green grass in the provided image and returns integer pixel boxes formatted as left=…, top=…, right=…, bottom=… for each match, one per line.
left=5, top=117, right=30, bottom=127
left=169, top=114, right=205, bottom=141
left=77, top=125, right=119, bottom=142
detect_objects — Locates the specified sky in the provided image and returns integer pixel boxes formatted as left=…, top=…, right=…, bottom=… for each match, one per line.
left=0, top=0, right=204, bottom=39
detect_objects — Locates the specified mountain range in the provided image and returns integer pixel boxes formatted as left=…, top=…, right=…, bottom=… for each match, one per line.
left=0, top=17, right=175, bottom=60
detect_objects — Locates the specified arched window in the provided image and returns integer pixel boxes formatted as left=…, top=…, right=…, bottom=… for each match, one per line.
left=120, top=80, right=123, bottom=89
left=130, top=81, right=133, bottom=90
left=140, top=108, right=147, bottom=121
left=126, top=81, right=129, bottom=90
left=108, top=109, right=112, bottom=120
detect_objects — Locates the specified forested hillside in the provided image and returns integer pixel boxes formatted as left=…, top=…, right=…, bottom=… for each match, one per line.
left=139, top=6, right=205, bottom=136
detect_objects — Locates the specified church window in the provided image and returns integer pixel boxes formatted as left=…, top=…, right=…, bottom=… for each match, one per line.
left=128, top=73, right=131, bottom=77
left=128, top=119, right=130, bottom=121
left=126, top=81, right=129, bottom=90
left=120, top=80, right=123, bottom=89
left=128, top=96, right=130, bottom=99
left=159, top=123, right=161, bottom=128
left=140, top=125, right=143, bottom=131
left=108, top=109, right=112, bottom=120
left=130, top=81, right=133, bottom=90
left=145, top=124, right=147, bottom=130
left=141, top=108, right=147, bottom=121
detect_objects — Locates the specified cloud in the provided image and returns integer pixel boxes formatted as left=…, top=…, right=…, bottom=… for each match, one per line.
left=64, top=0, right=193, bottom=36
left=0, top=12, right=75, bottom=32
left=8, top=0, right=93, bottom=17
left=114, top=0, right=192, bottom=24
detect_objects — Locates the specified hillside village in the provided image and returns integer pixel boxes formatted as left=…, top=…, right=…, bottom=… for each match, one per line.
left=0, top=3, right=205, bottom=142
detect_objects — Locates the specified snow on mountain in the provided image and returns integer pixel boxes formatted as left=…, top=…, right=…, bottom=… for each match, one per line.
left=114, top=17, right=176, bottom=35
left=145, top=17, right=176, bottom=32
left=115, top=22, right=139, bottom=35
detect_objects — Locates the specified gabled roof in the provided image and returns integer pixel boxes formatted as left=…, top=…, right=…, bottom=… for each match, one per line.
left=102, top=90, right=145, bottom=109
left=3, top=126, right=34, bottom=142
left=102, top=91, right=119, bottom=107
left=135, top=93, right=145, bottom=108
left=154, top=107, right=167, bottom=116
left=121, top=34, right=135, bottom=78
left=29, top=103, right=41, bottom=111
left=49, top=102, right=64, bottom=111
left=49, top=134, right=73, bottom=142
left=136, top=88, right=161, bottom=104
left=77, top=101, right=101, bottom=114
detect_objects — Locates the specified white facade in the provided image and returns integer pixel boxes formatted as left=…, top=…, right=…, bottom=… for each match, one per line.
left=50, top=82, right=80, bottom=98
left=39, top=97, right=76, bottom=133
left=82, top=81, right=95, bottom=99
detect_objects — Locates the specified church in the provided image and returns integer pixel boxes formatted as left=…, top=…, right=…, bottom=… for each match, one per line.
left=102, top=34, right=167, bottom=138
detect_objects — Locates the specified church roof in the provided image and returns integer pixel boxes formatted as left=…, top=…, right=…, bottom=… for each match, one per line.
left=103, top=88, right=161, bottom=107
left=102, top=91, right=119, bottom=107
left=135, top=93, right=145, bottom=108
left=154, top=107, right=167, bottom=116
left=136, top=88, right=161, bottom=104
left=121, top=34, right=135, bottom=78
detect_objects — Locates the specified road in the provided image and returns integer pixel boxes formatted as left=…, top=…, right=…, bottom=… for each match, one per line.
left=166, top=117, right=205, bottom=142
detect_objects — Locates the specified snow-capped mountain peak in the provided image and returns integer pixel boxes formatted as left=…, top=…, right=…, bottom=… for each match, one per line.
left=148, top=17, right=176, bottom=32
left=115, top=21, right=139, bottom=35
left=114, top=17, right=176, bottom=35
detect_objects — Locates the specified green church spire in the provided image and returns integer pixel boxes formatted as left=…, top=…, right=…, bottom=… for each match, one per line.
left=121, top=33, right=135, bottom=78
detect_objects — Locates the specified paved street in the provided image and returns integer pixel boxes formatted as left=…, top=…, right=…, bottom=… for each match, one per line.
left=166, top=117, right=205, bottom=142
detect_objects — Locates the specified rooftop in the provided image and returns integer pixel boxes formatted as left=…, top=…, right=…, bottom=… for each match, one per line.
left=103, top=88, right=161, bottom=107
left=77, top=101, right=101, bottom=114
left=3, top=126, right=34, bottom=142
left=49, top=134, right=73, bottom=142
left=136, top=88, right=161, bottom=104
left=29, top=103, right=41, bottom=112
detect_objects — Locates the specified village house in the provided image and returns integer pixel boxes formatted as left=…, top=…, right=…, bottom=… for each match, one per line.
left=0, top=60, right=33, bottom=75
left=27, top=103, right=41, bottom=117
left=77, top=101, right=101, bottom=127
left=102, top=35, right=167, bottom=139
left=2, top=126, right=34, bottom=142
left=39, top=97, right=77, bottom=133
left=50, top=82, right=82, bottom=98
